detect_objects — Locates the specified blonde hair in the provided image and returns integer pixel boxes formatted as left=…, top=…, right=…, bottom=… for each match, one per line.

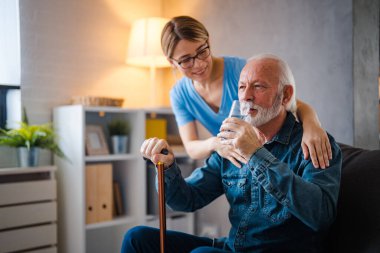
left=161, top=16, right=209, bottom=59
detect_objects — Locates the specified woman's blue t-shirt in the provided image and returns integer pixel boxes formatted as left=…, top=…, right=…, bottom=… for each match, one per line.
left=170, top=56, right=246, bottom=136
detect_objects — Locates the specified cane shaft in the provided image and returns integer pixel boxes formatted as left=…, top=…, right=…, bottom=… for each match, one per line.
left=157, top=161, right=166, bottom=253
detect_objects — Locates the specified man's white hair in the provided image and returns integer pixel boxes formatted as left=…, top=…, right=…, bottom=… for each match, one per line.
left=247, top=54, right=297, bottom=113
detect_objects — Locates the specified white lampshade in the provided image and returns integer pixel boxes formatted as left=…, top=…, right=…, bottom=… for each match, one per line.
left=126, top=17, right=170, bottom=68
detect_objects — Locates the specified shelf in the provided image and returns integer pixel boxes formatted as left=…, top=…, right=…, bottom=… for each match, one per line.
left=86, top=215, right=136, bottom=230
left=83, top=106, right=172, bottom=115
left=54, top=105, right=194, bottom=253
left=0, top=165, right=56, bottom=175
left=84, top=106, right=138, bottom=113
left=85, top=153, right=138, bottom=162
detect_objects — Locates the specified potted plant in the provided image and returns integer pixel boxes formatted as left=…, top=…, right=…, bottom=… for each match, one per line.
left=107, top=119, right=130, bottom=154
left=0, top=121, right=65, bottom=167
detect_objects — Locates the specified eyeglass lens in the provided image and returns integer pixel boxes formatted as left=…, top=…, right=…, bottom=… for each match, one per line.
left=179, top=46, right=210, bottom=69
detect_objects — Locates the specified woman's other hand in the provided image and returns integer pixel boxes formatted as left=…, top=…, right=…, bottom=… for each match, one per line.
left=301, top=125, right=332, bottom=169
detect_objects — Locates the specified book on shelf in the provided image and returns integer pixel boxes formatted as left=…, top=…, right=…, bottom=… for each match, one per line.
left=113, top=181, right=124, bottom=216
left=146, top=118, right=167, bottom=139
left=85, top=163, right=113, bottom=224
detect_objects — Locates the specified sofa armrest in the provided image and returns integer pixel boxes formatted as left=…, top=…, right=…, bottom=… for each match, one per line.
left=327, top=143, right=380, bottom=253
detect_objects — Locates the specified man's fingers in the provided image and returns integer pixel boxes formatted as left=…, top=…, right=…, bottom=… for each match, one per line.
left=217, top=130, right=235, bottom=140
left=228, top=157, right=241, bottom=168
left=140, top=138, right=171, bottom=163
left=152, top=139, right=168, bottom=155
left=232, top=152, right=247, bottom=165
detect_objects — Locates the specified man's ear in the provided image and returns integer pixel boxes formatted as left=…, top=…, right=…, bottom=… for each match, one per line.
left=282, top=85, right=294, bottom=105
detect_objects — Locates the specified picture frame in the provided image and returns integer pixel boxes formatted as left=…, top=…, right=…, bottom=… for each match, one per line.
left=85, top=125, right=109, bottom=156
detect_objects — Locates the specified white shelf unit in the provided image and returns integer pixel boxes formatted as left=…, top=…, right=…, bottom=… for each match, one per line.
left=0, top=166, right=57, bottom=253
left=54, top=105, right=194, bottom=253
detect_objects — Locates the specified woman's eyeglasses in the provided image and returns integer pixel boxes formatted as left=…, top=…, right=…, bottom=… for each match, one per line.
left=172, top=45, right=211, bottom=69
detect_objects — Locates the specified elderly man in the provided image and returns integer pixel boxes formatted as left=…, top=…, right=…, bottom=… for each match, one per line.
left=122, top=54, right=341, bottom=253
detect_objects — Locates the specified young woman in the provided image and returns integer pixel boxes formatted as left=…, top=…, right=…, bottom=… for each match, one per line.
left=161, top=16, right=332, bottom=168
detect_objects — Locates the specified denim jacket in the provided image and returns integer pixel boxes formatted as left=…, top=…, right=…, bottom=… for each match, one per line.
left=162, top=113, right=342, bottom=252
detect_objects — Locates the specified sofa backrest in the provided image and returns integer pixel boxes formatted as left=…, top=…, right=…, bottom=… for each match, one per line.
left=327, top=143, right=380, bottom=253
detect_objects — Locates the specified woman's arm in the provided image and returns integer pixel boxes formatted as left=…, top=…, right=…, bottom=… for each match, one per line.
left=178, top=122, right=246, bottom=167
left=178, top=122, right=215, bottom=159
left=296, top=99, right=332, bottom=169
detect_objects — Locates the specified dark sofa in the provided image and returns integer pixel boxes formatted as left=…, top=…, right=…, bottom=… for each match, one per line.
left=327, top=143, right=380, bottom=253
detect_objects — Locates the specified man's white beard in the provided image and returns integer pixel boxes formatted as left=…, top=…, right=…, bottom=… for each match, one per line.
left=240, top=92, right=283, bottom=127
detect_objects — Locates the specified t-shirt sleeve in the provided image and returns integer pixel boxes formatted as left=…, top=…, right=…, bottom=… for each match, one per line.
left=170, top=84, right=195, bottom=126
left=233, top=58, right=246, bottom=81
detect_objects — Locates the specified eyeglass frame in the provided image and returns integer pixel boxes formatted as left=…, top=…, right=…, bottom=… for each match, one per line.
left=170, top=44, right=211, bottom=69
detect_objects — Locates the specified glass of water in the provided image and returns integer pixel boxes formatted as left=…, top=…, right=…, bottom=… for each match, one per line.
left=228, top=100, right=244, bottom=119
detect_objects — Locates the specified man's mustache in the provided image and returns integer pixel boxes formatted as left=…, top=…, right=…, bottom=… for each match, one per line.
left=240, top=101, right=262, bottom=115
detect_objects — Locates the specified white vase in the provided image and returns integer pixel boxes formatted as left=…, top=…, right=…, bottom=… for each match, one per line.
left=18, top=147, right=39, bottom=167
left=111, top=135, right=128, bottom=154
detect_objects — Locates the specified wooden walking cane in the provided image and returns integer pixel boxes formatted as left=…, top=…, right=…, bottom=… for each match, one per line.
left=157, top=149, right=168, bottom=253
left=157, top=160, right=166, bottom=253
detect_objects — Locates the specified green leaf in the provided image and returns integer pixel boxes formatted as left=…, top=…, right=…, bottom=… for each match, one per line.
left=0, top=121, right=66, bottom=159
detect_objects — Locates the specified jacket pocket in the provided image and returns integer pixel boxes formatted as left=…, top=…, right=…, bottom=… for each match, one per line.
left=222, top=175, right=248, bottom=206
left=262, top=190, right=291, bottom=223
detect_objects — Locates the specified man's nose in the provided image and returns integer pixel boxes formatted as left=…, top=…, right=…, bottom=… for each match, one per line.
left=240, top=87, right=254, bottom=102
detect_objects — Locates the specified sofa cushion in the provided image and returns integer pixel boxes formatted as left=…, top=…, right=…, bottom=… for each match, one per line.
left=327, top=143, right=380, bottom=253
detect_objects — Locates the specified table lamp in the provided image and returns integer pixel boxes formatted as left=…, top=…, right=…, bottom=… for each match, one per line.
left=126, top=17, right=170, bottom=107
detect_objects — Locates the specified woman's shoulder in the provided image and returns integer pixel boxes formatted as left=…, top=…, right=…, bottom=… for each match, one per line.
left=170, top=77, right=193, bottom=98
left=223, top=56, right=246, bottom=65
left=223, top=56, right=246, bottom=72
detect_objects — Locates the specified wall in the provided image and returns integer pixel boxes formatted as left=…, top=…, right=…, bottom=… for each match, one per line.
left=353, top=0, right=379, bottom=149
left=20, top=0, right=166, bottom=125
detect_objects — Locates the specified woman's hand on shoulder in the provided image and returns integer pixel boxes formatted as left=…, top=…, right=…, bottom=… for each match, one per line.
left=301, top=125, right=332, bottom=169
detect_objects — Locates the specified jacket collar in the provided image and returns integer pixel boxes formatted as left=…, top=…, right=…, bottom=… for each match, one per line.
left=266, top=112, right=296, bottom=145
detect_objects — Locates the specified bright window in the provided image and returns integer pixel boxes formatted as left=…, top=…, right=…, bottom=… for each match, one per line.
left=0, top=0, right=20, bottom=129
left=0, top=0, right=20, bottom=85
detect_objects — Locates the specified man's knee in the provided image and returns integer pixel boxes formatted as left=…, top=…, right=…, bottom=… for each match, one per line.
left=122, top=225, right=157, bottom=253
left=124, top=225, right=152, bottom=242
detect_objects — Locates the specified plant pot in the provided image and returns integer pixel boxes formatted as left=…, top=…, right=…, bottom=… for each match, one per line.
left=111, top=135, right=128, bottom=154
left=18, top=147, right=39, bottom=167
